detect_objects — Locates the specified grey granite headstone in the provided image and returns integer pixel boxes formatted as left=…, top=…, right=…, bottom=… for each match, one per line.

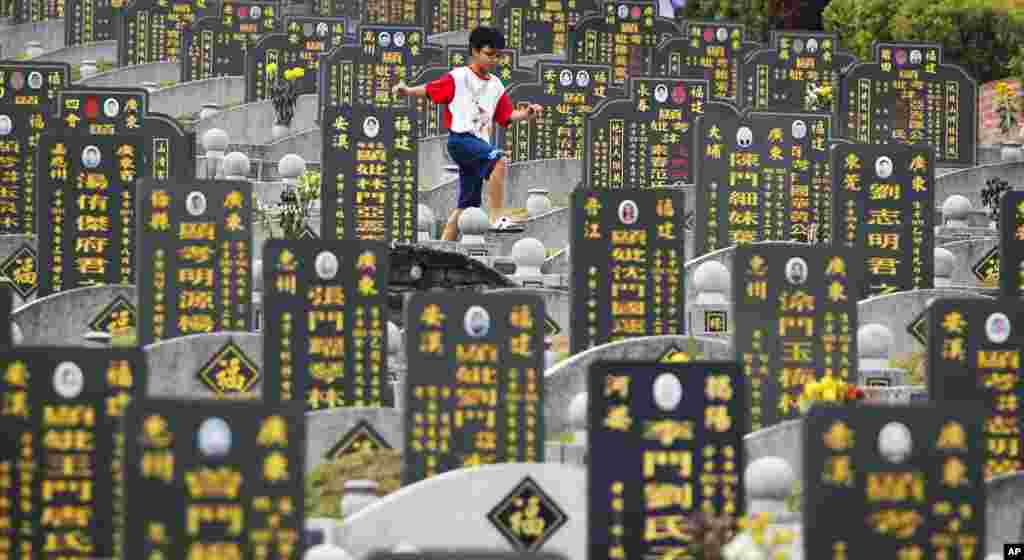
left=143, top=331, right=262, bottom=400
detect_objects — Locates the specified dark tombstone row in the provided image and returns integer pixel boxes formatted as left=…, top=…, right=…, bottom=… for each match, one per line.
left=0, top=348, right=148, bottom=559
left=135, top=178, right=253, bottom=345
left=314, top=0, right=422, bottom=25
left=12, top=0, right=60, bottom=23
left=693, top=103, right=838, bottom=255
left=732, top=243, right=861, bottom=431
left=803, top=404, right=985, bottom=558
left=831, top=143, right=934, bottom=299
left=569, top=1, right=676, bottom=87
left=583, top=76, right=708, bottom=188
left=588, top=361, right=746, bottom=560
left=244, top=16, right=351, bottom=102
left=65, top=0, right=122, bottom=46
left=496, top=0, right=600, bottom=57
left=1000, top=191, right=1024, bottom=297
left=402, top=292, right=545, bottom=485
left=181, top=1, right=284, bottom=82
left=370, top=554, right=567, bottom=560
left=501, top=62, right=625, bottom=162
left=742, top=31, right=856, bottom=115
left=569, top=189, right=685, bottom=354
left=653, top=21, right=757, bottom=104
left=118, top=0, right=215, bottom=66
left=928, top=297, right=1023, bottom=479
left=425, top=0, right=494, bottom=36
left=124, top=400, right=306, bottom=559
left=262, top=239, right=392, bottom=409
left=0, top=61, right=71, bottom=236
left=839, top=42, right=978, bottom=168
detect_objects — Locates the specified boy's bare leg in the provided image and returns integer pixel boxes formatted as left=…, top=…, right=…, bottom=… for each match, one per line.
left=441, top=208, right=463, bottom=241
left=486, top=157, right=507, bottom=221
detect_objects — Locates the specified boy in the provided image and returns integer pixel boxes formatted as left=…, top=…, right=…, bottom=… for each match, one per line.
left=393, top=26, right=543, bottom=241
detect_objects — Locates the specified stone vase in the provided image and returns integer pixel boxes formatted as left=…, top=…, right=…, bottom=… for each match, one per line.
left=339, top=479, right=379, bottom=518
left=272, top=123, right=291, bottom=141
left=526, top=188, right=552, bottom=217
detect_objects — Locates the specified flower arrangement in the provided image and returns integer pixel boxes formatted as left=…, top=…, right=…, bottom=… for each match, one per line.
left=266, top=63, right=305, bottom=127
left=721, top=513, right=796, bottom=560
left=804, top=81, right=834, bottom=111
left=994, top=80, right=1020, bottom=138
left=797, top=375, right=865, bottom=413
left=255, top=170, right=321, bottom=239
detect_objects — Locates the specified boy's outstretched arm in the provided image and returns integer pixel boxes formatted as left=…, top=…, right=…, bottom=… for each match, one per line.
left=393, top=82, right=429, bottom=98
left=507, top=103, right=543, bottom=122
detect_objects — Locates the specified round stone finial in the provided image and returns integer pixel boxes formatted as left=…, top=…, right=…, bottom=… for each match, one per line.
left=202, top=128, right=229, bottom=152
left=304, top=544, right=353, bottom=560
left=457, top=207, right=490, bottom=236
left=857, top=323, right=894, bottom=359
left=526, top=188, right=553, bottom=217
left=253, top=258, right=263, bottom=291
left=933, top=248, right=955, bottom=278
left=10, top=322, right=22, bottom=345
left=387, top=322, right=401, bottom=355
left=941, top=194, right=972, bottom=222
left=417, top=204, right=435, bottom=231
left=222, top=152, right=250, bottom=178
left=568, top=392, right=587, bottom=431
left=277, top=153, right=307, bottom=180
left=511, top=238, right=546, bottom=269
left=744, top=456, right=795, bottom=501
left=693, top=260, right=729, bottom=294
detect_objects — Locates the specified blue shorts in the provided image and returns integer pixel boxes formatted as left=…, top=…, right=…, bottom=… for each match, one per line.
left=447, top=132, right=504, bottom=209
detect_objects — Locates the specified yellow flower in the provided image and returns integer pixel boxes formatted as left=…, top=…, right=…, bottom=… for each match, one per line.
left=822, top=386, right=837, bottom=401
left=771, top=529, right=795, bottom=545
left=996, top=81, right=1010, bottom=98
left=802, top=381, right=819, bottom=399
left=265, top=62, right=278, bottom=76
left=294, top=67, right=305, bottom=78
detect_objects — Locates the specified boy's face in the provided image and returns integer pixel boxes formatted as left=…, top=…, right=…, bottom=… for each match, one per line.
left=470, top=46, right=499, bottom=72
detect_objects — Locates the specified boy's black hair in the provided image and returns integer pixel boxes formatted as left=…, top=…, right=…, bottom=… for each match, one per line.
left=469, top=26, right=505, bottom=52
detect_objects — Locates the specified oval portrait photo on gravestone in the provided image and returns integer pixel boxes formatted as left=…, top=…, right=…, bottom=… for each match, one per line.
left=53, top=361, right=85, bottom=399
left=0, top=115, right=11, bottom=136
left=875, top=155, right=894, bottom=179
left=785, top=257, right=808, bottom=285
left=617, top=200, right=638, bottom=225
left=81, top=145, right=102, bottom=169
left=464, top=305, right=490, bottom=338
left=315, top=250, right=339, bottom=280
left=197, top=416, right=232, bottom=458
left=985, top=312, right=1011, bottom=344
left=186, top=191, right=207, bottom=216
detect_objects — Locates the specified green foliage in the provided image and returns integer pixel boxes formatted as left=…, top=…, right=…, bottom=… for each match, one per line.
left=675, top=0, right=785, bottom=43
left=784, top=481, right=802, bottom=513
left=255, top=170, right=321, bottom=239
left=305, top=449, right=402, bottom=520
left=889, top=352, right=927, bottom=386
left=823, top=0, right=1024, bottom=83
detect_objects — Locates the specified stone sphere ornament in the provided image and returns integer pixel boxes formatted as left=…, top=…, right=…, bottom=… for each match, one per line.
left=315, top=251, right=339, bottom=280
left=53, top=361, right=84, bottom=399
left=197, top=417, right=232, bottom=458
left=0, top=115, right=12, bottom=136
left=653, top=373, right=684, bottom=411
left=186, top=191, right=207, bottom=216
left=878, top=422, right=913, bottom=464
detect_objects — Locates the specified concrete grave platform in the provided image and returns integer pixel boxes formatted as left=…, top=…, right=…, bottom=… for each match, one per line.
left=78, top=60, right=178, bottom=87
left=194, top=93, right=318, bottom=147
left=143, top=331, right=262, bottom=400
left=939, top=237, right=999, bottom=287
left=153, top=77, right=245, bottom=120
left=0, top=19, right=63, bottom=57
left=12, top=284, right=135, bottom=346
left=31, top=40, right=115, bottom=65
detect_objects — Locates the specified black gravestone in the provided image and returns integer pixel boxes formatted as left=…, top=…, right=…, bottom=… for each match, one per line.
left=314, top=0, right=422, bottom=25
left=262, top=239, right=392, bottom=409
left=321, top=104, right=417, bottom=244
left=244, top=16, right=351, bottom=102
left=0, top=348, right=147, bottom=559
left=832, top=143, right=934, bottom=299
left=584, top=77, right=709, bottom=188
left=425, top=0, right=494, bottom=36
left=570, top=189, right=686, bottom=354
left=839, top=42, right=978, bottom=168
left=742, top=31, right=857, bottom=114
left=118, top=0, right=214, bottom=66
left=654, top=20, right=754, bottom=104
left=35, top=133, right=145, bottom=297
left=693, top=102, right=837, bottom=255
left=65, top=0, right=122, bottom=46
left=1000, top=191, right=1024, bottom=297
left=124, top=399, right=306, bottom=560
left=588, top=360, right=746, bottom=560
left=928, top=297, right=1024, bottom=479
left=135, top=178, right=253, bottom=345
left=402, top=292, right=545, bottom=485
left=12, top=0, right=60, bottom=23
left=318, top=25, right=444, bottom=113
left=803, top=404, right=985, bottom=558
left=0, top=62, right=71, bottom=236
left=569, top=2, right=676, bottom=87
left=369, top=554, right=567, bottom=560
left=732, top=243, right=862, bottom=431
left=0, top=283, right=10, bottom=347
left=180, top=2, right=283, bottom=82
left=500, top=62, right=626, bottom=162
left=496, top=0, right=600, bottom=57
left=56, top=87, right=194, bottom=180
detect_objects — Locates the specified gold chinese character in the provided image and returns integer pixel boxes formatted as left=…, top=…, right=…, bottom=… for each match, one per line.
left=263, top=452, right=289, bottom=482
left=705, top=375, right=733, bottom=401
left=705, top=406, right=732, bottom=432
left=936, top=421, right=966, bottom=451
left=604, top=405, right=632, bottom=431
left=257, top=416, right=288, bottom=447
left=941, top=312, right=965, bottom=334
left=824, top=455, right=854, bottom=486
left=823, top=421, right=854, bottom=451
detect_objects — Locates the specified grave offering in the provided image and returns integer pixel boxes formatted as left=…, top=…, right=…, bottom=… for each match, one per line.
left=496, top=0, right=600, bottom=57
left=135, top=178, right=253, bottom=345
left=65, top=0, right=122, bottom=46
left=570, top=189, right=685, bottom=354
left=654, top=21, right=755, bottom=104
left=0, top=62, right=70, bottom=236
left=584, top=77, right=708, bottom=188
left=832, top=143, right=934, bottom=299
left=803, top=404, right=985, bottom=558
left=999, top=191, right=1024, bottom=297
left=588, top=361, right=746, bottom=560
left=245, top=16, right=351, bottom=102
left=839, top=42, right=978, bottom=168
left=569, top=2, right=677, bottom=86
left=742, top=31, right=857, bottom=114
left=733, top=243, right=861, bottom=431
left=0, top=348, right=147, bottom=559
left=181, top=1, right=284, bottom=82
left=694, top=103, right=837, bottom=254
left=124, top=400, right=305, bottom=559
left=262, top=240, right=392, bottom=408
left=118, top=0, right=215, bottom=65
left=425, top=0, right=493, bottom=36
left=35, top=133, right=144, bottom=297
left=402, top=292, right=545, bottom=484
left=928, top=297, right=1024, bottom=479
left=501, top=62, right=625, bottom=161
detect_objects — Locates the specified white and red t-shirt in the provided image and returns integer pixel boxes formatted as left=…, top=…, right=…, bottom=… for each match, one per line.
left=426, top=66, right=514, bottom=140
